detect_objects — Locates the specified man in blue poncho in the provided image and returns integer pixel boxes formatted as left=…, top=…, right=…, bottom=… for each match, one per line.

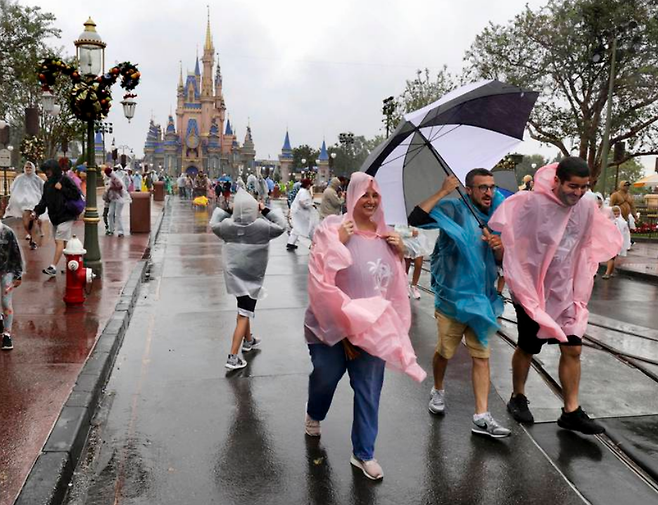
left=408, top=168, right=510, bottom=438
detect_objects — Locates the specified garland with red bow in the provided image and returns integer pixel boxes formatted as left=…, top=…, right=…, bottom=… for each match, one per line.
left=37, top=57, right=140, bottom=121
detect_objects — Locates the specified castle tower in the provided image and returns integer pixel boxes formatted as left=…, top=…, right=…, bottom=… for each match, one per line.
left=200, top=10, right=215, bottom=137
left=278, top=130, right=293, bottom=183
left=241, top=124, right=256, bottom=170
left=206, top=120, right=222, bottom=177
left=317, top=139, right=330, bottom=184
left=163, top=115, right=180, bottom=176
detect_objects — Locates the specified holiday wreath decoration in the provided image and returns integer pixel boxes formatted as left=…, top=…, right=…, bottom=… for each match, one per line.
left=37, top=57, right=140, bottom=121
left=20, top=135, right=45, bottom=163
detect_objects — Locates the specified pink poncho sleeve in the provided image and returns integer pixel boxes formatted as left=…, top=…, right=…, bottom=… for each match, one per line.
left=307, top=216, right=426, bottom=382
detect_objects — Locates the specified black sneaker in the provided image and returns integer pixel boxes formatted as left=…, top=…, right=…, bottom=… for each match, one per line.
left=507, top=394, right=534, bottom=424
left=2, top=334, right=13, bottom=350
left=557, top=406, right=605, bottom=435
left=42, top=266, right=57, bottom=277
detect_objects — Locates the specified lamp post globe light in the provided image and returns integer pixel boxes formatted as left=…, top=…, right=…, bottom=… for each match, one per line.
left=38, top=18, right=141, bottom=275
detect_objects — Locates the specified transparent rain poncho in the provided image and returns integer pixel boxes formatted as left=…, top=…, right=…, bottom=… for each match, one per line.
left=209, top=190, right=286, bottom=299
left=418, top=190, right=505, bottom=346
left=290, top=187, right=316, bottom=238
left=5, top=162, right=44, bottom=218
left=305, top=172, right=426, bottom=382
left=489, top=164, right=622, bottom=341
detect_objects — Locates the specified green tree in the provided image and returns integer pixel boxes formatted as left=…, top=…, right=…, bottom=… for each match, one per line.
left=292, top=145, right=320, bottom=172
left=514, top=153, right=548, bottom=184
left=464, top=0, right=658, bottom=188
left=0, top=0, right=60, bottom=124
left=331, top=135, right=375, bottom=176
left=605, top=157, right=646, bottom=195
left=388, top=67, right=459, bottom=129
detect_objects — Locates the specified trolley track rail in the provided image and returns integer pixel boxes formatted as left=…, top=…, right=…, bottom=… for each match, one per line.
left=416, top=275, right=658, bottom=491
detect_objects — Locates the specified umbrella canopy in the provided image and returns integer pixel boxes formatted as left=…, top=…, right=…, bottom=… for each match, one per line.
left=633, top=173, right=658, bottom=188
left=361, top=80, right=538, bottom=224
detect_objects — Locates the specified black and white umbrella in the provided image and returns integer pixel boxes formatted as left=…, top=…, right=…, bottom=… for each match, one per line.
left=361, top=80, right=539, bottom=224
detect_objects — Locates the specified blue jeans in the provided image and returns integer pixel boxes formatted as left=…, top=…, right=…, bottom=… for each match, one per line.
left=307, top=343, right=385, bottom=461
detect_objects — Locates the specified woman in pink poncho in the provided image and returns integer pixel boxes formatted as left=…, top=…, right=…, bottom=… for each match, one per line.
left=304, top=172, right=425, bottom=481
left=489, top=157, right=621, bottom=435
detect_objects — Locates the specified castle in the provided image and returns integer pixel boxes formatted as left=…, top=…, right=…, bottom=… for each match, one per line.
left=143, top=14, right=255, bottom=178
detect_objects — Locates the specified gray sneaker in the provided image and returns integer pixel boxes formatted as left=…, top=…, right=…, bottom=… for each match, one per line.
left=429, top=388, right=445, bottom=415
left=225, top=354, right=247, bottom=370
left=242, top=336, right=261, bottom=352
left=472, top=413, right=511, bottom=438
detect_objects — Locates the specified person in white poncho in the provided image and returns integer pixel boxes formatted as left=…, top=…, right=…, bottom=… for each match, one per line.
left=287, top=178, right=316, bottom=251
left=209, top=189, right=287, bottom=370
left=5, top=161, right=44, bottom=249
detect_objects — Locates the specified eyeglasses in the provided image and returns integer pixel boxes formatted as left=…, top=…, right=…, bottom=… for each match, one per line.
left=469, top=184, right=497, bottom=193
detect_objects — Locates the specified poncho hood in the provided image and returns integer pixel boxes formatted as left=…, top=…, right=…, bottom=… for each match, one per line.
left=344, top=172, right=388, bottom=236
left=232, top=189, right=259, bottom=224
left=329, top=177, right=341, bottom=191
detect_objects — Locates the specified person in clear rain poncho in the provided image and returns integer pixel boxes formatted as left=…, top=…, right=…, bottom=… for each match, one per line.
left=287, top=179, right=316, bottom=250
left=5, top=161, right=45, bottom=249
left=209, top=189, right=287, bottom=370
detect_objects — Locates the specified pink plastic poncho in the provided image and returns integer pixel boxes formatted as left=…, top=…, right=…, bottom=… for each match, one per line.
left=489, top=164, right=622, bottom=342
left=305, top=172, right=426, bottom=382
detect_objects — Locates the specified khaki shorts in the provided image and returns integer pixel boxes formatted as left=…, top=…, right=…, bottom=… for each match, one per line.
left=435, top=310, right=490, bottom=359
left=53, top=220, right=74, bottom=241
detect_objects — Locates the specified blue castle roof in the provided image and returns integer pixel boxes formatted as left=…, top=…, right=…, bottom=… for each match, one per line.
left=166, top=115, right=176, bottom=134
left=194, top=56, right=200, bottom=76
left=319, top=140, right=328, bottom=161
left=225, top=119, right=233, bottom=135
left=282, top=131, right=291, bottom=151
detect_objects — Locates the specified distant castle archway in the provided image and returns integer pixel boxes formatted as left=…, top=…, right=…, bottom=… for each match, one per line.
left=185, top=165, right=199, bottom=175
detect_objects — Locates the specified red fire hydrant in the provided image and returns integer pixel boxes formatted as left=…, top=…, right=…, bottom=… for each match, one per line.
left=63, top=235, right=95, bottom=305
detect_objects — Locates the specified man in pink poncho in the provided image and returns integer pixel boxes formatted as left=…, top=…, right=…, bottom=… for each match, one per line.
left=489, top=157, right=622, bottom=435
left=304, top=172, right=425, bottom=481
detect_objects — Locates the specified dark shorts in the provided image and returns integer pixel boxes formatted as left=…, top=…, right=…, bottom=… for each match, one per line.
left=237, top=295, right=257, bottom=318
left=514, top=304, right=582, bottom=355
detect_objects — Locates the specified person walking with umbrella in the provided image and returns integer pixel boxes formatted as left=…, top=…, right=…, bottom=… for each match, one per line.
left=490, top=158, right=622, bottom=434
left=408, top=168, right=511, bottom=437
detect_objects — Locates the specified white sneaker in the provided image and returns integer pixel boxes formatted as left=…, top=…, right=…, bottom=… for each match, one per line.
left=305, top=413, right=321, bottom=437
left=429, top=387, right=445, bottom=414
left=407, top=285, right=412, bottom=298
left=411, top=285, right=421, bottom=300
left=350, top=455, right=384, bottom=480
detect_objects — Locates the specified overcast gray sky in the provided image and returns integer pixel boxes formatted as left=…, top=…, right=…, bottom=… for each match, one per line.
left=24, top=0, right=573, bottom=163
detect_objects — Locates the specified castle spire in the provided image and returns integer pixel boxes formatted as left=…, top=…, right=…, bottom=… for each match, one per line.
left=204, top=6, right=213, bottom=52
left=178, top=61, right=183, bottom=89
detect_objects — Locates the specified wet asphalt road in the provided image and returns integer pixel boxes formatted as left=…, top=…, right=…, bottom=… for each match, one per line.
left=63, top=198, right=658, bottom=505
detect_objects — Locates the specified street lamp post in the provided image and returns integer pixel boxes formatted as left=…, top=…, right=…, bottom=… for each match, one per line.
left=594, top=20, right=640, bottom=197
left=38, top=18, right=140, bottom=275
left=382, top=96, right=396, bottom=137
left=4, top=146, right=13, bottom=195
left=339, top=132, right=355, bottom=176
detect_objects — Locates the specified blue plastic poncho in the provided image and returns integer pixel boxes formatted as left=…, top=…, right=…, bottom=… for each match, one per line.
left=420, top=192, right=505, bottom=345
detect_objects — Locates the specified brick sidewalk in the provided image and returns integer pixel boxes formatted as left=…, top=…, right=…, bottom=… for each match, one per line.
left=0, top=197, right=163, bottom=505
